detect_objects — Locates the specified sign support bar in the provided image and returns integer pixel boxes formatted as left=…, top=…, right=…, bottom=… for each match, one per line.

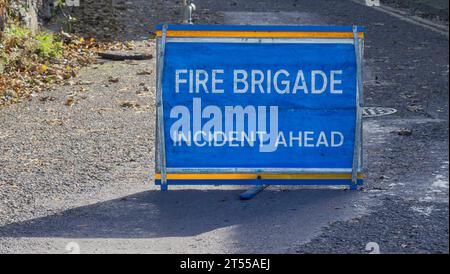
left=156, top=24, right=168, bottom=191
left=351, top=25, right=363, bottom=190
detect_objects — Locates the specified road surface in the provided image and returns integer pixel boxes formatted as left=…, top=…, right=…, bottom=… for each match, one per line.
left=0, top=0, right=448, bottom=253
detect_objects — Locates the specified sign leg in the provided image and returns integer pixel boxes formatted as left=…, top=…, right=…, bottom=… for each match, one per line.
left=161, top=184, right=168, bottom=191
left=239, top=185, right=268, bottom=200
left=349, top=184, right=358, bottom=191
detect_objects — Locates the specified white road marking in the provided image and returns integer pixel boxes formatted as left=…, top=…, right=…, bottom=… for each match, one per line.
left=351, top=0, right=449, bottom=38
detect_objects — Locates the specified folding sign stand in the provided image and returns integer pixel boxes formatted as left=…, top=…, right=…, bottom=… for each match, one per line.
left=155, top=24, right=364, bottom=199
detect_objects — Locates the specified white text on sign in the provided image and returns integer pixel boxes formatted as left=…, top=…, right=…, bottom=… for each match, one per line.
left=170, top=68, right=348, bottom=152
left=175, top=69, right=344, bottom=94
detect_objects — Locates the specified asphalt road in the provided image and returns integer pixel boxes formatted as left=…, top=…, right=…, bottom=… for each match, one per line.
left=0, top=0, right=448, bottom=253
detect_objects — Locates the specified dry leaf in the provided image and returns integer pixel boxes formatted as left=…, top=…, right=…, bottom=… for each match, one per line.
left=65, top=97, right=75, bottom=107
left=119, top=101, right=140, bottom=108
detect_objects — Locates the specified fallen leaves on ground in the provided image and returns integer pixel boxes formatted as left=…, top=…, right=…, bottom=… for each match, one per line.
left=1, top=28, right=96, bottom=106
left=108, top=76, right=120, bottom=83
left=119, top=100, right=140, bottom=108
left=39, top=96, right=56, bottom=102
left=407, top=105, right=425, bottom=113
left=393, top=128, right=413, bottom=136
left=137, top=70, right=152, bottom=75
left=0, top=26, right=142, bottom=107
left=46, top=119, right=64, bottom=126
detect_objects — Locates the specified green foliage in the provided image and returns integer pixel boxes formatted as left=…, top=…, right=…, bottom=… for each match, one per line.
left=0, top=45, right=9, bottom=68
left=56, top=0, right=67, bottom=8
left=35, top=32, right=63, bottom=59
left=4, top=24, right=30, bottom=45
left=1, top=23, right=63, bottom=59
left=0, top=51, right=7, bottom=74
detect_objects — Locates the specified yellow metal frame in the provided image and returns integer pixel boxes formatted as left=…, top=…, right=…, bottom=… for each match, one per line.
left=155, top=173, right=365, bottom=180
left=155, top=30, right=365, bottom=39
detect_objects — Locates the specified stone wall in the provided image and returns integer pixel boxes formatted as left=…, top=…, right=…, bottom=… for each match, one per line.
left=0, top=0, right=54, bottom=33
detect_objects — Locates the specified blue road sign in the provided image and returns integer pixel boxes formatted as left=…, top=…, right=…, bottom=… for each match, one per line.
left=155, top=25, right=364, bottom=189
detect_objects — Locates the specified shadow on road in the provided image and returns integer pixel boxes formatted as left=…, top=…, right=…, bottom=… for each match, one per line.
left=0, top=188, right=365, bottom=241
